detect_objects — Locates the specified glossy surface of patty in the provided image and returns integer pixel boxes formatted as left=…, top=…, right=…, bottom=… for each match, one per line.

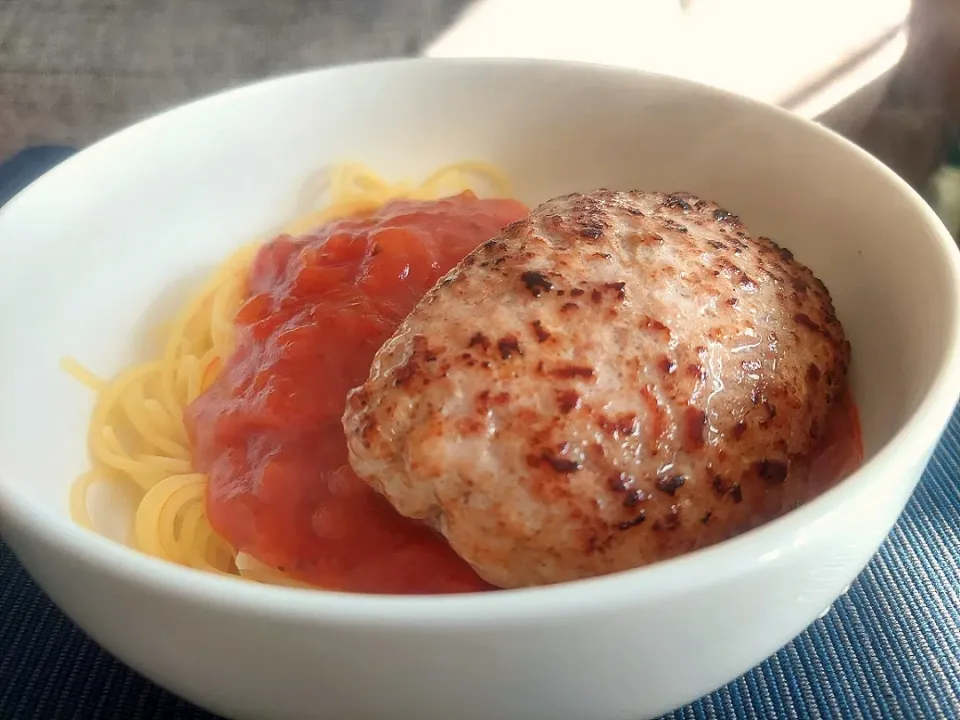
left=343, top=190, right=852, bottom=588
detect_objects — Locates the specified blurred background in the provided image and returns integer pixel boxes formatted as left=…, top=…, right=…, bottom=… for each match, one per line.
left=1, top=0, right=958, bottom=197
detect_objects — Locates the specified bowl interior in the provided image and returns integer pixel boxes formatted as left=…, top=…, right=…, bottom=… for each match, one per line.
left=0, top=59, right=955, bottom=544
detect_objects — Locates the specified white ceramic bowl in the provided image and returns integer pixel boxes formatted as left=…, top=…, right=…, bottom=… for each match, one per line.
left=1, top=59, right=959, bottom=720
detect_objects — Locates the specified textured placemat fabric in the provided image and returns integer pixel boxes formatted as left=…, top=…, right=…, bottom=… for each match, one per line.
left=1, top=149, right=959, bottom=720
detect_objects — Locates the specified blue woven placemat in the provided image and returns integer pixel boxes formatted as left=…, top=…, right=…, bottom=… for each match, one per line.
left=1, top=148, right=959, bottom=720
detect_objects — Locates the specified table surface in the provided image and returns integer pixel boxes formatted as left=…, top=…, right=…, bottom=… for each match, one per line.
left=1, top=148, right=960, bottom=719
left=0, top=0, right=471, bottom=156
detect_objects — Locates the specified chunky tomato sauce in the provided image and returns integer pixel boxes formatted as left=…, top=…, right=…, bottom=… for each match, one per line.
left=185, top=192, right=528, bottom=593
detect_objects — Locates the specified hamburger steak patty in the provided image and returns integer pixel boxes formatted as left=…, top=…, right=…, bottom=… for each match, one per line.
left=343, top=189, right=851, bottom=589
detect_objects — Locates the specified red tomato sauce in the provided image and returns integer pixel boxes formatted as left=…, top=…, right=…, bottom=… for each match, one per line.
left=185, top=192, right=528, bottom=593
left=810, top=389, right=864, bottom=490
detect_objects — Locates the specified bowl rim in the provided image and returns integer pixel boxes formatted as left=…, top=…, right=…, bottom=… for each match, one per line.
left=2, top=56, right=960, bottom=626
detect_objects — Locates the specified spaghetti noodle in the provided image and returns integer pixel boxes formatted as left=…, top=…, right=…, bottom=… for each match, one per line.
left=65, top=161, right=512, bottom=585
